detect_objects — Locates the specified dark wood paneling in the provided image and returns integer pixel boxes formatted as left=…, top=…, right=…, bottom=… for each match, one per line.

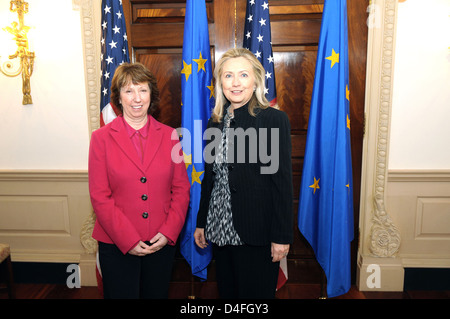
left=275, top=48, right=318, bottom=131
left=347, top=0, right=369, bottom=283
left=131, top=24, right=186, bottom=48
left=135, top=49, right=183, bottom=128
left=271, top=20, right=321, bottom=45
left=122, top=0, right=369, bottom=297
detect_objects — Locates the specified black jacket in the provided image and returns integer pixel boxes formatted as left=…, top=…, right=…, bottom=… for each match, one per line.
left=197, top=103, right=293, bottom=245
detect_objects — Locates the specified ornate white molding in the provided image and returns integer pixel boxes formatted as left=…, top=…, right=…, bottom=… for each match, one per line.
left=76, top=0, right=101, bottom=254
left=388, top=169, right=450, bottom=182
left=81, top=211, right=98, bottom=254
left=78, top=0, right=102, bottom=136
left=0, top=170, right=88, bottom=181
left=365, top=0, right=401, bottom=258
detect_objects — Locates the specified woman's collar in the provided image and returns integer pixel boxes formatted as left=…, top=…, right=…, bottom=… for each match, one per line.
left=225, top=101, right=250, bottom=114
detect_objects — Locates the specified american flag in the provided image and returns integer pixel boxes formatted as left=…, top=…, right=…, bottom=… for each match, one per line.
left=96, top=0, right=130, bottom=297
left=243, top=0, right=277, bottom=106
left=100, top=0, right=130, bottom=126
left=243, top=0, right=287, bottom=290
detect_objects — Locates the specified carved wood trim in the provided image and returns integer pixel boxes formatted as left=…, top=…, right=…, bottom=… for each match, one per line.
left=77, top=0, right=101, bottom=254
left=363, top=0, right=401, bottom=258
left=78, top=0, right=102, bottom=136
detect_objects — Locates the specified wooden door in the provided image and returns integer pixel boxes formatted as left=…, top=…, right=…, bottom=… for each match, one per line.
left=122, top=0, right=368, bottom=298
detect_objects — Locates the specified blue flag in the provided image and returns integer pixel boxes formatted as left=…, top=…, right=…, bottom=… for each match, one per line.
left=100, top=0, right=129, bottom=126
left=179, top=0, right=214, bottom=281
left=297, top=0, right=354, bottom=298
left=243, top=0, right=277, bottom=106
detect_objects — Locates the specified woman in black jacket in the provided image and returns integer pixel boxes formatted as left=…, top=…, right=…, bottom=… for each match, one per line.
left=194, top=48, right=293, bottom=299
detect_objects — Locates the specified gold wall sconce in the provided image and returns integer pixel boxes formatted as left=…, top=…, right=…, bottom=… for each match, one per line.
left=0, top=0, right=34, bottom=105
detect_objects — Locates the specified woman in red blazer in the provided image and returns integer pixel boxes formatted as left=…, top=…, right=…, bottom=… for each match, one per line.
left=89, top=63, right=190, bottom=299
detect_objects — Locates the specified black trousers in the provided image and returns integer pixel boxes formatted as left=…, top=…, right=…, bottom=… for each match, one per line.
left=98, top=241, right=176, bottom=299
left=213, top=244, right=279, bottom=299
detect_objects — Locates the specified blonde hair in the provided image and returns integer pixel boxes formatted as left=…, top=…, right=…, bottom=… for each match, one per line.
left=212, top=48, right=276, bottom=122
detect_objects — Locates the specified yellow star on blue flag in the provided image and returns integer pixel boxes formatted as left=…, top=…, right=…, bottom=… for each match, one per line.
left=325, top=48, right=340, bottom=68
left=309, top=177, right=320, bottom=194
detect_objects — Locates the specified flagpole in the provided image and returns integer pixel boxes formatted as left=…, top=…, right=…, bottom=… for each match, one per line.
left=188, top=274, right=196, bottom=299
left=319, top=270, right=327, bottom=299
left=234, top=0, right=237, bottom=48
left=180, top=0, right=214, bottom=297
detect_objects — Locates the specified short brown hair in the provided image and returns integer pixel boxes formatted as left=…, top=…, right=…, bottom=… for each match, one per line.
left=110, top=62, right=160, bottom=115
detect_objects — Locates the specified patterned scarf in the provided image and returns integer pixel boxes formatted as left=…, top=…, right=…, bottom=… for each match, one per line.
left=205, top=106, right=243, bottom=246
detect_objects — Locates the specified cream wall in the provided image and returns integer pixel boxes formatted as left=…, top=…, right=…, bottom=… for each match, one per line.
left=388, top=0, right=450, bottom=267
left=0, top=0, right=90, bottom=170
left=0, top=0, right=99, bottom=286
left=357, top=0, right=450, bottom=292
left=389, top=0, right=450, bottom=170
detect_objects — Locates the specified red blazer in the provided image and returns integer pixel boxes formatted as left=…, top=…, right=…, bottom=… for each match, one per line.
left=88, top=115, right=190, bottom=254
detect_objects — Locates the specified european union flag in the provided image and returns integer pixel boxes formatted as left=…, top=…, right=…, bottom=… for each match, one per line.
left=179, top=0, right=214, bottom=281
left=297, top=0, right=354, bottom=298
